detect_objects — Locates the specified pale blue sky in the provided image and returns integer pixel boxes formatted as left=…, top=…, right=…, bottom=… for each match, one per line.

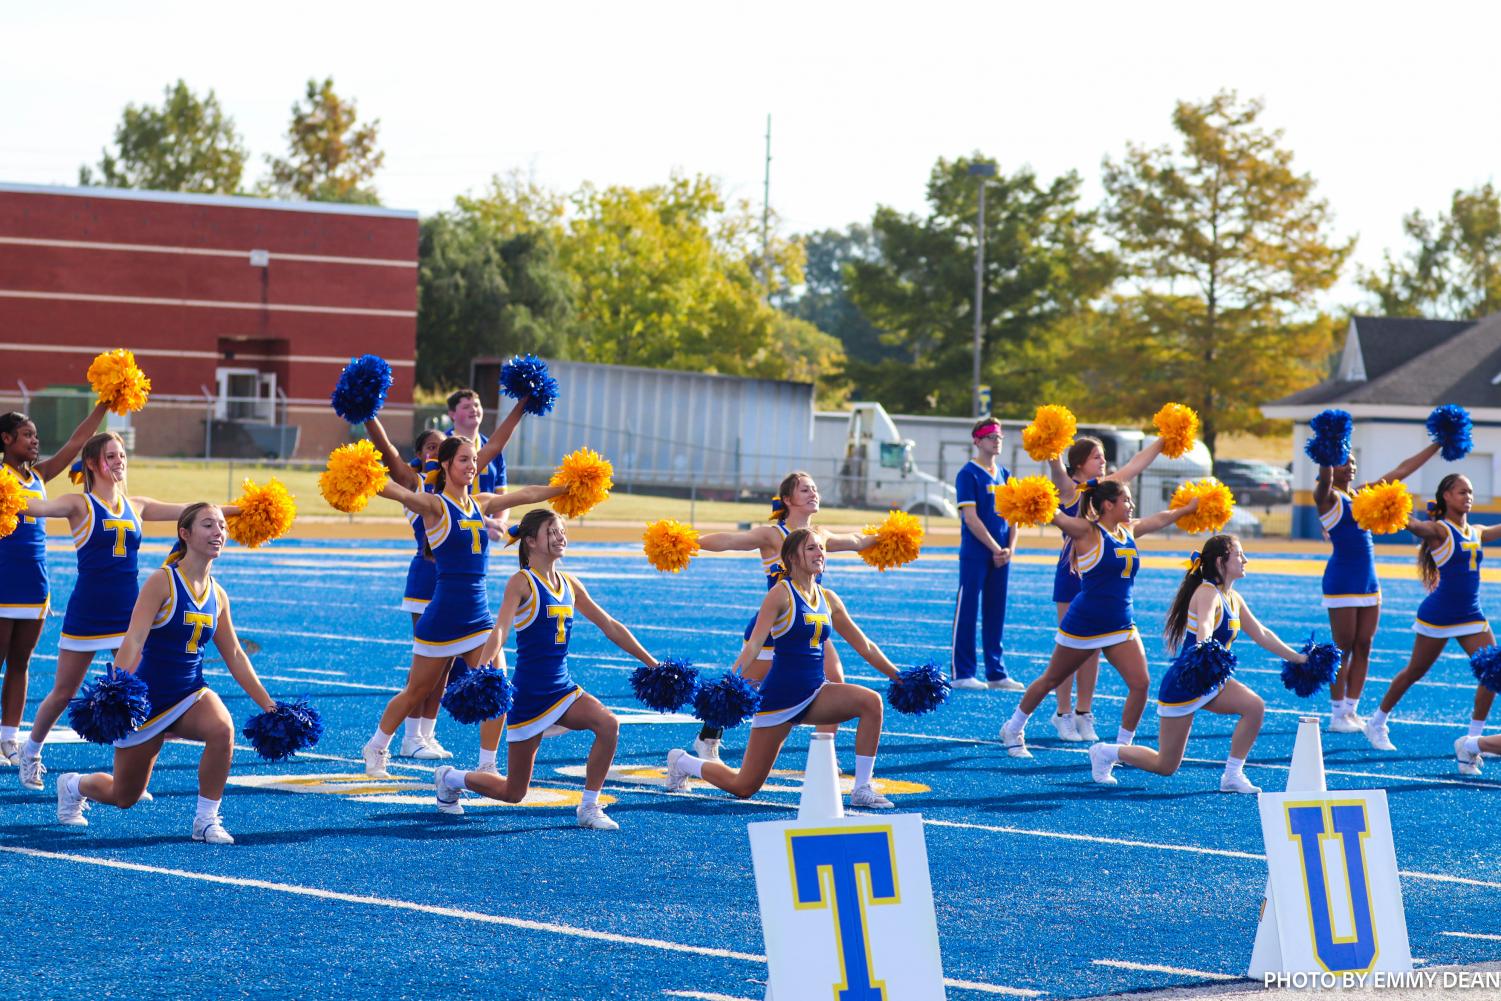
left=6, top=1, right=1498, bottom=304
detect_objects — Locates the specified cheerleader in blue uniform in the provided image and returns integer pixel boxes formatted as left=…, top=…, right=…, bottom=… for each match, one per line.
left=1086, top=534, right=1308, bottom=790
left=361, top=435, right=562, bottom=779
left=951, top=418, right=1022, bottom=691
left=57, top=503, right=278, bottom=843
left=1364, top=474, right=1501, bottom=755
left=14, top=432, right=222, bottom=790
left=662, top=528, right=904, bottom=808
left=1312, top=443, right=1439, bottom=733
left=0, top=406, right=107, bottom=766
left=1000, top=480, right=1196, bottom=758
left=434, top=509, right=659, bottom=831
left=690, top=471, right=873, bottom=762
left=1044, top=435, right=1165, bottom=742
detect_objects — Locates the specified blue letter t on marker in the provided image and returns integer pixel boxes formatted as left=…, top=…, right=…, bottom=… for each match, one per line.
left=787, top=827, right=900, bottom=1001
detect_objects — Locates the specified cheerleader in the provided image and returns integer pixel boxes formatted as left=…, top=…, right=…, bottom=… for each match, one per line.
left=1312, top=444, right=1439, bottom=732
left=1000, top=480, right=1196, bottom=758
left=447, top=388, right=523, bottom=539
left=14, top=432, right=223, bottom=790
left=1044, top=436, right=1165, bottom=741
left=1086, top=534, right=1307, bottom=791
left=689, top=471, right=869, bottom=761
left=434, top=509, right=657, bottom=831
left=0, top=405, right=107, bottom=765
left=56, top=503, right=277, bottom=843
left=1364, top=474, right=1501, bottom=754
left=361, top=436, right=562, bottom=778
left=662, top=528, right=903, bottom=807
left=951, top=418, right=1022, bottom=691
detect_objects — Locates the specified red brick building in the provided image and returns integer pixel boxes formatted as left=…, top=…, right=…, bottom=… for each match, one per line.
left=0, top=182, right=418, bottom=458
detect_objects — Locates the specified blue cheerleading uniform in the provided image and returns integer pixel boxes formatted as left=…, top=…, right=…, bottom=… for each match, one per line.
left=59, top=493, right=143, bottom=651
left=753, top=580, right=833, bottom=728
left=1319, top=489, right=1379, bottom=608
left=412, top=491, right=495, bottom=657
left=742, top=523, right=827, bottom=661
left=1157, top=589, right=1242, bottom=717
left=400, top=460, right=439, bottom=614
left=1051, top=479, right=1097, bottom=605
left=1414, top=521, right=1487, bottom=638
left=952, top=460, right=1013, bottom=682
left=506, top=569, right=584, bottom=741
left=1055, top=523, right=1141, bottom=650
left=0, top=468, right=49, bottom=620
left=117, top=566, right=219, bottom=748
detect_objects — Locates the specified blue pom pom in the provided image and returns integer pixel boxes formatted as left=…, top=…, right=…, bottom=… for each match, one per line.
left=441, top=665, right=513, bottom=724
left=630, top=657, right=700, bottom=713
left=331, top=355, right=393, bottom=424
left=887, top=660, right=951, bottom=716
left=67, top=665, right=151, bottom=744
left=692, top=672, right=762, bottom=730
left=242, top=698, right=325, bottom=761
left=1471, top=644, right=1501, bottom=695
left=1171, top=640, right=1237, bottom=698
left=1427, top=404, right=1473, bottom=461
left=1304, top=409, right=1353, bottom=467
left=499, top=355, right=560, bottom=417
left=1282, top=638, right=1340, bottom=698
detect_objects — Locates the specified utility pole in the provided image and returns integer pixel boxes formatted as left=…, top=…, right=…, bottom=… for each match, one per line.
left=762, top=114, right=773, bottom=301
left=968, top=161, right=996, bottom=417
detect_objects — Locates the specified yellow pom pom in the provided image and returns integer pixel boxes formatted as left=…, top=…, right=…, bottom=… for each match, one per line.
left=1021, top=405, right=1077, bottom=461
left=318, top=440, right=389, bottom=514
left=549, top=447, right=613, bottom=518
left=0, top=466, right=24, bottom=539
left=1169, top=478, right=1236, bottom=534
left=995, top=475, right=1060, bottom=528
left=1153, top=402, right=1200, bottom=459
left=642, top=519, right=700, bottom=573
left=226, top=477, right=296, bottom=548
left=1351, top=480, right=1413, bottom=535
left=860, top=510, right=924, bottom=571
left=86, top=349, right=152, bottom=416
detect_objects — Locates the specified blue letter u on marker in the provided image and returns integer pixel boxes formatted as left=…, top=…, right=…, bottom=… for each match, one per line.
left=786, top=828, right=900, bottom=1001
left=1285, top=803, right=1379, bottom=973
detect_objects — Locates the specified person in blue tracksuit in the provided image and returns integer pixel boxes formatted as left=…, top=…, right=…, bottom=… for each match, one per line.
left=951, top=417, right=1022, bottom=691
left=1086, top=533, right=1307, bottom=790
left=1365, top=474, right=1501, bottom=757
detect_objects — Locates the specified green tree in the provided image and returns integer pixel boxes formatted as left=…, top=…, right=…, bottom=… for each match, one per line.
left=782, top=225, right=890, bottom=371
left=266, top=77, right=384, bottom=204
left=79, top=80, right=247, bottom=193
left=1360, top=183, right=1501, bottom=319
left=1098, top=91, right=1352, bottom=453
left=844, top=155, right=1112, bottom=416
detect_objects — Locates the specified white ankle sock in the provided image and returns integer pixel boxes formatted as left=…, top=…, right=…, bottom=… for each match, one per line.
left=1469, top=719, right=1485, bottom=738
left=23, top=738, right=42, bottom=757
left=1100, top=743, right=1121, bottom=764
left=581, top=788, right=600, bottom=807
left=1225, top=755, right=1246, bottom=776
left=368, top=728, right=394, bottom=751
left=420, top=716, right=437, bottom=739
left=1116, top=727, right=1135, bottom=745
left=65, top=773, right=82, bottom=798
left=1007, top=709, right=1030, bottom=731
left=403, top=717, right=422, bottom=740
left=680, top=754, right=706, bottom=778
left=854, top=754, right=876, bottom=787
left=1463, top=737, right=1483, bottom=757
left=1346, top=697, right=1360, bottom=715
left=1371, top=709, right=1389, bottom=728
left=195, top=795, right=221, bottom=822
left=477, top=747, right=497, bottom=769
left=442, top=769, right=468, bottom=792
left=0, top=725, right=16, bottom=742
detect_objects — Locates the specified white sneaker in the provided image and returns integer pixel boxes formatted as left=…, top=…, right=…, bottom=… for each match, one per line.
left=576, top=801, right=619, bottom=831
left=399, top=734, right=444, bottom=759
left=693, top=736, right=722, bottom=763
left=56, top=773, right=88, bottom=826
left=1364, top=717, right=1396, bottom=751
left=1088, top=743, right=1119, bottom=785
left=849, top=784, right=894, bottom=809
left=665, top=748, right=691, bottom=792
left=999, top=721, right=1032, bottom=759
left=1220, top=770, right=1262, bottom=794
left=1073, top=712, right=1100, bottom=743
left=423, top=736, right=454, bottom=759
left=0, top=739, right=19, bottom=766
left=363, top=743, right=392, bottom=779
left=1051, top=712, right=1084, bottom=742
left=137, top=789, right=154, bottom=804
left=952, top=677, right=988, bottom=691
left=1329, top=712, right=1362, bottom=734
left=434, top=765, right=465, bottom=814
left=987, top=677, right=1025, bottom=692
left=1455, top=737, right=1483, bottom=776
left=192, top=814, right=235, bottom=844
left=19, top=748, right=44, bottom=790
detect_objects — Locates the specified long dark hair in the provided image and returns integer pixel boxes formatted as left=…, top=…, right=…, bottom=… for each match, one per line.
left=1081, top=478, right=1126, bottom=520
left=432, top=435, right=469, bottom=494
left=164, top=501, right=218, bottom=566
left=1066, top=436, right=1104, bottom=478
left=1418, top=473, right=1465, bottom=591
left=513, top=508, right=561, bottom=569
left=1164, top=533, right=1237, bottom=653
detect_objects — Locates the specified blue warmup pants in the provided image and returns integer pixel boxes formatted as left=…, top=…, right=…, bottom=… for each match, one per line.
left=951, top=554, right=1011, bottom=681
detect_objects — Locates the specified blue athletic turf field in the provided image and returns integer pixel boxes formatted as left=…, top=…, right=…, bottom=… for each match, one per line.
left=4, top=538, right=1500, bottom=1000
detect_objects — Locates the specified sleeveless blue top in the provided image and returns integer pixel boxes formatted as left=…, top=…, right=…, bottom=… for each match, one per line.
left=1158, top=589, right=1242, bottom=707
left=1056, top=522, right=1140, bottom=644
left=757, top=580, right=833, bottom=716
left=136, top=566, right=219, bottom=713
left=1416, top=521, right=1485, bottom=630
left=1320, top=489, right=1379, bottom=601
left=0, top=467, right=48, bottom=610
left=62, top=493, right=143, bottom=642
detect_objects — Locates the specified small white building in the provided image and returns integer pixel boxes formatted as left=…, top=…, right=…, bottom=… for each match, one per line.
left=1261, top=313, right=1501, bottom=538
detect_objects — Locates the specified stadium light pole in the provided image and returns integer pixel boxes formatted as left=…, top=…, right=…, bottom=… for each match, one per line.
left=968, top=161, right=996, bottom=417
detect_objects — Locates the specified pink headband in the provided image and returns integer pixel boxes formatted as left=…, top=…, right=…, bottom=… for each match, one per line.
left=972, top=423, right=1000, bottom=440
